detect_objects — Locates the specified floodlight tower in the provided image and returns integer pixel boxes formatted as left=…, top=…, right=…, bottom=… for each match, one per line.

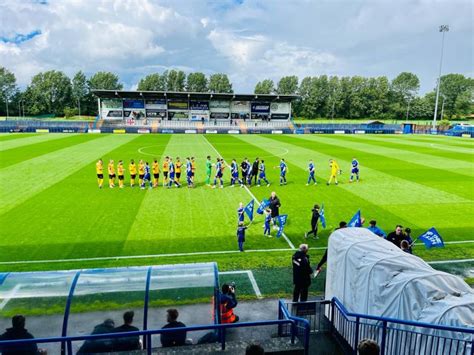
left=432, top=25, right=449, bottom=130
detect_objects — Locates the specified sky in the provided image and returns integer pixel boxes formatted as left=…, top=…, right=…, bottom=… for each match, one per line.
left=0, top=0, right=472, bottom=94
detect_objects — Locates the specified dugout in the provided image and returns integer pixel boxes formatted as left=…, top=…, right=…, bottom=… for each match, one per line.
left=0, top=263, right=219, bottom=354
left=92, top=90, right=298, bottom=122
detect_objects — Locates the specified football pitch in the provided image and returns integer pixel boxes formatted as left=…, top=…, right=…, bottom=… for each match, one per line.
left=0, top=133, right=473, bottom=298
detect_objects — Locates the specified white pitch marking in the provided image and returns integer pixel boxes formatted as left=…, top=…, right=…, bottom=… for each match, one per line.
left=201, top=135, right=295, bottom=250
left=220, top=270, right=263, bottom=299
left=0, top=284, right=21, bottom=310
left=427, top=258, right=474, bottom=265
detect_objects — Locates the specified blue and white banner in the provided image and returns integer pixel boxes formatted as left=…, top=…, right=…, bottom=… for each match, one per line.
left=244, top=200, right=254, bottom=221
left=257, top=199, right=270, bottom=215
left=418, top=227, right=444, bottom=249
left=276, top=214, right=288, bottom=238
left=348, top=210, right=362, bottom=227
left=320, top=204, right=326, bottom=229
left=251, top=102, right=270, bottom=113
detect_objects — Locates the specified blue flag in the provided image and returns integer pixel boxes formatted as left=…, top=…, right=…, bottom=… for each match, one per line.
left=320, top=204, right=326, bottom=229
left=257, top=199, right=270, bottom=215
left=348, top=210, right=362, bottom=227
left=276, top=214, right=288, bottom=238
left=418, top=227, right=444, bottom=249
left=244, top=200, right=254, bottom=221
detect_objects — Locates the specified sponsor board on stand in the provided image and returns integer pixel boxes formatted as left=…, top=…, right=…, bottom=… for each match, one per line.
left=206, top=130, right=218, bottom=134
left=334, top=130, right=345, bottom=134
left=88, top=129, right=101, bottom=134
left=185, top=130, right=197, bottom=134
left=354, top=130, right=366, bottom=134
left=35, top=129, right=49, bottom=133
left=161, top=129, right=174, bottom=134
left=462, top=133, right=471, bottom=138
left=395, top=130, right=403, bottom=134
left=271, top=130, right=283, bottom=134
left=137, top=129, right=150, bottom=134
left=113, top=129, right=126, bottom=134
left=228, top=130, right=240, bottom=134
left=62, top=129, right=76, bottom=133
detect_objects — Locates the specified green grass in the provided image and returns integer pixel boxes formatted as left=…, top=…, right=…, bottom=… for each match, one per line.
left=0, top=133, right=472, bottom=307
left=293, top=118, right=474, bottom=124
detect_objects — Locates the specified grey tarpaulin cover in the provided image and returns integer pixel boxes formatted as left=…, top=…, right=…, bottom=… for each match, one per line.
left=324, top=227, right=473, bottom=349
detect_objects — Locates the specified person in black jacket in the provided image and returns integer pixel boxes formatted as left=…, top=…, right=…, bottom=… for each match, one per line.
left=386, top=225, right=405, bottom=248
left=269, top=191, right=281, bottom=228
left=0, top=315, right=45, bottom=355
left=77, top=319, right=115, bottom=354
left=113, top=311, right=141, bottom=351
left=241, top=158, right=249, bottom=186
left=251, top=158, right=259, bottom=185
left=292, top=244, right=314, bottom=302
left=160, top=309, right=187, bottom=347
left=305, top=204, right=320, bottom=239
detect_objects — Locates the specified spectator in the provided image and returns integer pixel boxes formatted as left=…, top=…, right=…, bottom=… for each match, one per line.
left=386, top=225, right=405, bottom=248
left=404, top=227, right=414, bottom=253
left=160, top=309, right=187, bottom=347
left=292, top=244, right=314, bottom=302
left=305, top=204, right=320, bottom=239
left=220, top=284, right=239, bottom=323
left=401, top=240, right=412, bottom=254
left=269, top=192, right=281, bottom=229
left=113, top=311, right=141, bottom=351
left=246, top=343, right=265, bottom=355
left=366, top=220, right=386, bottom=238
left=358, top=338, right=380, bottom=355
left=77, top=319, right=115, bottom=354
left=0, top=315, right=46, bottom=355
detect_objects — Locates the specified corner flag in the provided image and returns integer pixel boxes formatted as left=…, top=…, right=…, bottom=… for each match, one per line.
left=418, top=227, right=444, bottom=249
left=348, top=210, right=362, bottom=227
left=276, top=214, right=288, bottom=238
left=244, top=200, right=254, bottom=221
left=320, top=204, right=326, bottom=229
left=256, top=199, right=270, bottom=214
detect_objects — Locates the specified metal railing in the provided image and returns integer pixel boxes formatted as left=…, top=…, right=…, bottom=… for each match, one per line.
left=278, top=300, right=311, bottom=355
left=331, top=297, right=473, bottom=355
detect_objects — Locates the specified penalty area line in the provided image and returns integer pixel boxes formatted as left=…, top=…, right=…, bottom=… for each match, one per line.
left=221, top=270, right=263, bottom=299
left=0, top=247, right=308, bottom=266
left=201, top=135, right=296, bottom=250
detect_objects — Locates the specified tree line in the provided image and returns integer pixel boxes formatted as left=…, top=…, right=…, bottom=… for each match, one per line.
left=0, top=66, right=472, bottom=120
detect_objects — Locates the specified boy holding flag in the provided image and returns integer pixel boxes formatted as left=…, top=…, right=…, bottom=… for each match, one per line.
left=263, top=208, right=272, bottom=237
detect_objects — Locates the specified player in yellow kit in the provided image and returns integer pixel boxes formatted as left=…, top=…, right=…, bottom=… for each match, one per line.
left=129, top=159, right=137, bottom=187
left=138, top=160, right=145, bottom=187
left=175, top=157, right=182, bottom=183
left=162, top=156, right=169, bottom=187
left=107, top=160, right=116, bottom=188
left=327, top=159, right=341, bottom=185
left=152, top=159, right=160, bottom=187
left=96, top=159, right=104, bottom=188
left=117, top=160, right=125, bottom=188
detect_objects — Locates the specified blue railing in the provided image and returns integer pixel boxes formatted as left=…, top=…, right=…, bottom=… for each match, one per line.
left=0, top=317, right=304, bottom=354
left=278, top=300, right=311, bottom=355
left=331, top=297, right=473, bottom=355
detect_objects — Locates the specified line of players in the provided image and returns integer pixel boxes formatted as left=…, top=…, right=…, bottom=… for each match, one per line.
left=95, top=156, right=360, bottom=189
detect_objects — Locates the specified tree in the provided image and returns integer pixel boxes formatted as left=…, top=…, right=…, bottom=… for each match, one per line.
left=88, top=71, right=123, bottom=90
left=438, top=74, right=474, bottom=118
left=277, top=76, right=298, bottom=95
left=454, top=89, right=473, bottom=117
left=0, top=67, right=17, bottom=116
left=24, top=70, right=72, bottom=116
left=72, top=71, right=87, bottom=117
left=254, top=79, right=274, bottom=94
left=186, top=72, right=208, bottom=92
left=165, top=69, right=186, bottom=91
left=208, top=73, right=233, bottom=93
left=138, top=73, right=166, bottom=91
left=391, top=72, right=420, bottom=100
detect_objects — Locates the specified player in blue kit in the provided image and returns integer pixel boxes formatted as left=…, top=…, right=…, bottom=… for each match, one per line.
left=275, top=158, right=287, bottom=185
left=141, top=162, right=152, bottom=189
left=306, top=159, right=317, bottom=185
left=230, top=159, right=243, bottom=187
left=237, top=202, right=245, bottom=223
left=186, top=157, right=194, bottom=188
left=257, top=160, right=270, bottom=187
left=350, top=157, right=360, bottom=183
left=167, top=158, right=181, bottom=188
left=213, top=158, right=224, bottom=188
